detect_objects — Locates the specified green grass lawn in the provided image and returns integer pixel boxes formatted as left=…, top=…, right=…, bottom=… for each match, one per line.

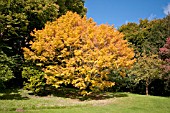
left=0, top=90, right=169, bottom=113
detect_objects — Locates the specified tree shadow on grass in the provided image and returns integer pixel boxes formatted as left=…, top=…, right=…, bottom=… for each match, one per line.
left=0, top=88, right=29, bottom=100
left=52, top=88, right=128, bottom=101
left=78, top=92, right=128, bottom=101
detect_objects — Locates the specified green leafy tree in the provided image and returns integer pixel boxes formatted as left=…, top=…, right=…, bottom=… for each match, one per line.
left=119, top=18, right=168, bottom=55
left=0, top=43, right=15, bottom=88
left=22, top=65, right=47, bottom=95
left=56, top=0, right=87, bottom=17
left=0, top=0, right=59, bottom=86
left=118, top=15, right=170, bottom=96
left=130, top=54, right=162, bottom=95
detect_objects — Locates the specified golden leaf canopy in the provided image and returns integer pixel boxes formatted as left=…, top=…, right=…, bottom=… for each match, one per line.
left=23, top=11, right=135, bottom=94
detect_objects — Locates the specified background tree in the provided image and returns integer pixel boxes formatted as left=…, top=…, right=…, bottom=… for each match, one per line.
left=0, top=44, right=15, bottom=88
left=0, top=0, right=59, bottom=87
left=23, top=12, right=135, bottom=95
left=56, top=0, right=87, bottom=17
left=129, top=54, right=162, bottom=95
left=159, top=37, right=170, bottom=95
left=118, top=16, right=170, bottom=96
left=118, top=18, right=168, bottom=55
left=159, top=37, right=170, bottom=74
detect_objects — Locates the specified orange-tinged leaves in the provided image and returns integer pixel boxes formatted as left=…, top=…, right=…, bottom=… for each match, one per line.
left=23, top=11, right=135, bottom=95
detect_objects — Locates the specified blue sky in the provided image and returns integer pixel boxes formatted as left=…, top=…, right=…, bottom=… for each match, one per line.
left=85, top=0, right=170, bottom=28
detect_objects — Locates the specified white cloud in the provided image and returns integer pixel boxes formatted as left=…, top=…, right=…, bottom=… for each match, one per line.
left=148, top=14, right=156, bottom=20
left=164, top=3, right=170, bottom=15
left=125, top=20, right=128, bottom=24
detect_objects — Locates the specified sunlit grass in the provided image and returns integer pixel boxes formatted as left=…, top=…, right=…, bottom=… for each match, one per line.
left=0, top=90, right=169, bottom=113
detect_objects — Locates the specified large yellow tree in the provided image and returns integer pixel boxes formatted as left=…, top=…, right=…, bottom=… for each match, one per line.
left=23, top=12, right=135, bottom=95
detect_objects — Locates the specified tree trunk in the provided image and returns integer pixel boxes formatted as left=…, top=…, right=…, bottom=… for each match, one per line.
left=146, top=78, right=149, bottom=96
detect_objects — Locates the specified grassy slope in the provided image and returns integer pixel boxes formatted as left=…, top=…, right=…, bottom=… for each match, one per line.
left=0, top=91, right=169, bottom=113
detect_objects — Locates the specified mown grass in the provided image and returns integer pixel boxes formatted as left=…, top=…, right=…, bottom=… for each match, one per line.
left=0, top=89, right=169, bottom=113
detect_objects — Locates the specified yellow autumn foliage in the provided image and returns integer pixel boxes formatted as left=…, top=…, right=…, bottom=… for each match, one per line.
left=23, top=11, right=135, bottom=94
